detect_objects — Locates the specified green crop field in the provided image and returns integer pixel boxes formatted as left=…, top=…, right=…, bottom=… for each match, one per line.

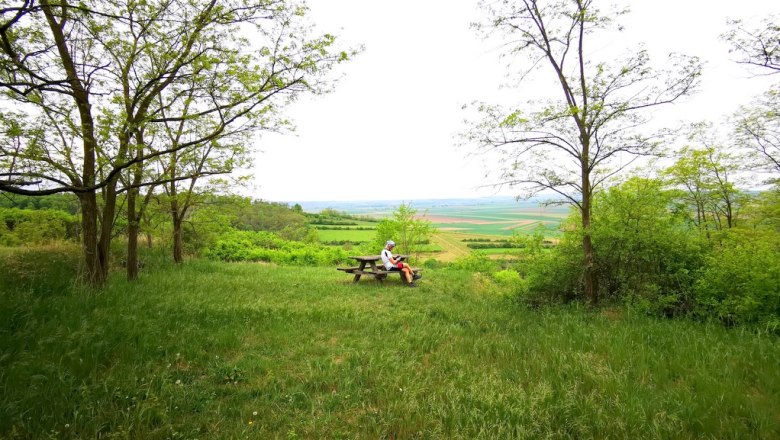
left=314, top=199, right=569, bottom=260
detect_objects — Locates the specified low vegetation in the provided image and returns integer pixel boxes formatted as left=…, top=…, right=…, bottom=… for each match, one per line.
left=1, top=249, right=779, bottom=439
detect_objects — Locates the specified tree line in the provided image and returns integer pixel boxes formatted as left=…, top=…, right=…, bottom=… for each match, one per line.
left=0, top=0, right=354, bottom=285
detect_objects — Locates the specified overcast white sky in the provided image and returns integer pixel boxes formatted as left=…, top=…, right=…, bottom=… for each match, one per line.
left=251, top=1, right=778, bottom=203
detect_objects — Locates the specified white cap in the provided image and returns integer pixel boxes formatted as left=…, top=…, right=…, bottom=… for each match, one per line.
left=386, top=240, right=395, bottom=247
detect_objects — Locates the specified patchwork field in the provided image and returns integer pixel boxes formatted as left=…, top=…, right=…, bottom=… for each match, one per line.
left=312, top=198, right=568, bottom=261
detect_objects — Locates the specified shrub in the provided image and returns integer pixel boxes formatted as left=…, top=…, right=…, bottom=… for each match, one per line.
left=694, top=229, right=780, bottom=331
left=517, top=238, right=583, bottom=306
left=0, top=208, right=79, bottom=246
left=422, top=258, right=442, bottom=269
left=449, top=252, right=498, bottom=274
left=204, top=230, right=347, bottom=266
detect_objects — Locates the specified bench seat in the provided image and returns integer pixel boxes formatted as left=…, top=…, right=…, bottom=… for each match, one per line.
left=337, top=267, right=422, bottom=276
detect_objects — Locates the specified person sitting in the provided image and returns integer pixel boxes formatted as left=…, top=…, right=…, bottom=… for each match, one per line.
left=380, top=240, right=421, bottom=287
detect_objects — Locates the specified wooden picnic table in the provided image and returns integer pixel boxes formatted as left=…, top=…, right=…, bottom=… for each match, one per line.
left=337, top=254, right=421, bottom=283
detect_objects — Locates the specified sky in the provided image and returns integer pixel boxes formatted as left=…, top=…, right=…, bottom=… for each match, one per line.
left=250, top=1, right=778, bottom=203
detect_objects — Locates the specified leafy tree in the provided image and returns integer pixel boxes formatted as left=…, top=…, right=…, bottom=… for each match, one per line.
left=724, top=16, right=780, bottom=176
left=734, top=86, right=780, bottom=175
left=466, top=0, right=701, bottom=303
left=373, top=203, right=435, bottom=262
left=0, top=193, right=79, bottom=215
left=722, top=16, right=780, bottom=73
left=0, top=0, right=352, bottom=285
left=664, top=143, right=746, bottom=234
left=742, top=183, right=780, bottom=233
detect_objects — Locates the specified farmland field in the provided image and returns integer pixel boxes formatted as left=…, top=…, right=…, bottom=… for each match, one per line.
left=308, top=197, right=568, bottom=260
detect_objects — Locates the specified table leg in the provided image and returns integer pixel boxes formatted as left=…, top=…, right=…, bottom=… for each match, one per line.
left=353, top=261, right=366, bottom=283
left=369, top=261, right=382, bottom=282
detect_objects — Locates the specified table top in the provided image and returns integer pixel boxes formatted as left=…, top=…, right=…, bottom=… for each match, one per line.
left=349, top=254, right=407, bottom=262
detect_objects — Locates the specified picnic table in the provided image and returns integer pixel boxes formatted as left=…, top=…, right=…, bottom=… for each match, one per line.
left=337, top=255, right=421, bottom=283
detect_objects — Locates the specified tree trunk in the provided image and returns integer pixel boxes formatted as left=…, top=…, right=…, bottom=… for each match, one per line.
left=581, top=145, right=598, bottom=304
left=42, top=0, right=106, bottom=286
left=97, top=176, right=119, bottom=281
left=78, top=191, right=104, bottom=286
left=172, top=212, right=184, bottom=264
left=581, top=203, right=598, bottom=304
left=127, top=185, right=139, bottom=280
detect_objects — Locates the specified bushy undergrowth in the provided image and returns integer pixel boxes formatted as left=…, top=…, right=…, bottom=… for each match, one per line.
left=0, top=208, right=79, bottom=246
left=512, top=179, right=780, bottom=332
left=695, top=229, right=780, bottom=331
left=204, top=229, right=348, bottom=265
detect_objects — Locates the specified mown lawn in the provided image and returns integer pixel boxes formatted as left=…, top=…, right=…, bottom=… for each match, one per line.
left=1, top=253, right=779, bottom=439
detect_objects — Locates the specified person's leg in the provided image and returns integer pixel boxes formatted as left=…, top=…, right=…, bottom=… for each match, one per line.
left=402, top=263, right=419, bottom=281
left=402, top=266, right=413, bottom=284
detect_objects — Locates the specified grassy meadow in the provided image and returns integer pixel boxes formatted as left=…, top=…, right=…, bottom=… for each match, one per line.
left=2, top=247, right=779, bottom=439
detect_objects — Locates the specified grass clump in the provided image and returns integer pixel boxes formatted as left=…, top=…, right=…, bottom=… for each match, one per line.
left=0, top=257, right=779, bottom=438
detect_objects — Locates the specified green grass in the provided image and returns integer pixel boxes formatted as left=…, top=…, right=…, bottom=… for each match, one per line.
left=431, top=220, right=561, bottom=237
left=2, top=252, right=780, bottom=438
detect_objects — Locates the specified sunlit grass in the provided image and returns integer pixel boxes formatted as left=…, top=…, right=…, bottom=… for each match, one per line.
left=1, top=254, right=779, bottom=438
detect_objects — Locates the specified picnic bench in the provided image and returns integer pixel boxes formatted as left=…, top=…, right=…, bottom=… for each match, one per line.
left=337, top=255, right=422, bottom=283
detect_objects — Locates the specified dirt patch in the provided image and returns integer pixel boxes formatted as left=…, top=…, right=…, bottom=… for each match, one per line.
left=500, top=220, right=537, bottom=230
left=419, top=215, right=508, bottom=225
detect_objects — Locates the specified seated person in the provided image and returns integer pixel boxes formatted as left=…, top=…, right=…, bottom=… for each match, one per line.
left=380, top=240, right=421, bottom=287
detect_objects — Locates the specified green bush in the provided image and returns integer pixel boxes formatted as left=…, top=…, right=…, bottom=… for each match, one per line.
left=448, top=252, right=499, bottom=274
left=0, top=208, right=79, bottom=246
left=204, top=230, right=347, bottom=266
left=516, top=178, right=707, bottom=313
left=694, top=229, right=780, bottom=331
left=517, top=237, right=583, bottom=306
left=590, top=178, right=705, bottom=315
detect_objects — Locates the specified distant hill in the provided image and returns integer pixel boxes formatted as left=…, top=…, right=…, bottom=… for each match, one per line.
left=293, top=196, right=567, bottom=216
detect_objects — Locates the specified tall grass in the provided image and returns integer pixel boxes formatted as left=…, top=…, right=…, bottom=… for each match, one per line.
left=1, top=248, right=779, bottom=438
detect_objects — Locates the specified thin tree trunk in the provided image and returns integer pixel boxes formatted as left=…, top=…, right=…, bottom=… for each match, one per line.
left=98, top=176, right=119, bottom=281
left=172, top=212, right=184, bottom=264
left=127, top=184, right=140, bottom=280
left=581, top=198, right=597, bottom=304
left=581, top=142, right=598, bottom=304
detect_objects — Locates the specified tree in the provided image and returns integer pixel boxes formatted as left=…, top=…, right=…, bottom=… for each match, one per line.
left=734, top=86, right=780, bottom=176
left=0, top=0, right=352, bottom=285
left=724, top=16, right=780, bottom=176
left=664, top=127, right=746, bottom=234
left=466, top=0, right=701, bottom=303
left=722, top=16, right=780, bottom=73
left=374, top=203, right=435, bottom=262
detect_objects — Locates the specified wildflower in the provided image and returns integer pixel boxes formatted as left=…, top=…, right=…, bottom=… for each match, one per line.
left=175, top=379, right=182, bottom=385
left=249, top=421, right=253, bottom=425
left=253, top=411, right=258, bottom=416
